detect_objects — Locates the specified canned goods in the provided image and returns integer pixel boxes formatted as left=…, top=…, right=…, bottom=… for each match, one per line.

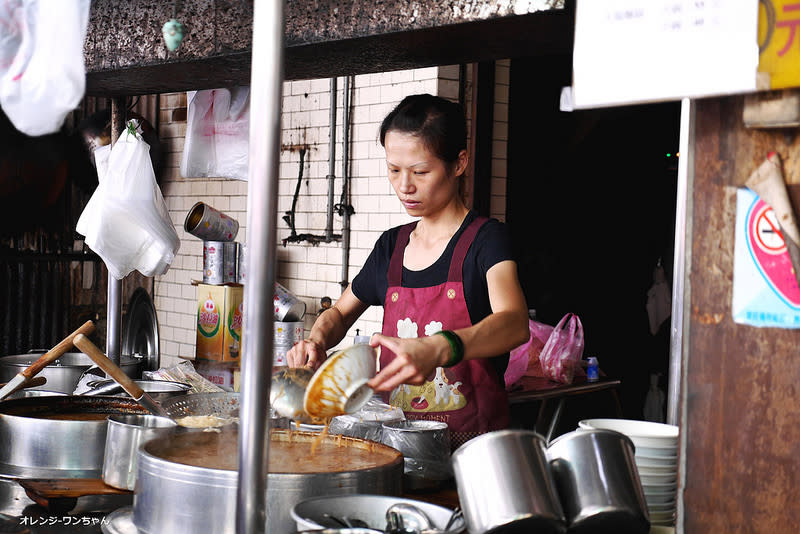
left=274, top=321, right=304, bottom=345
left=587, top=357, right=599, bottom=382
left=203, top=241, right=225, bottom=284
left=273, top=343, right=292, bottom=367
left=223, top=242, right=237, bottom=284
left=237, top=243, right=247, bottom=284
left=185, top=202, right=239, bottom=241
left=274, top=283, right=306, bottom=321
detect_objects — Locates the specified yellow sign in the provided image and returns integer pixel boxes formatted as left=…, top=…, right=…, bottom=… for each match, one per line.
left=759, top=0, right=800, bottom=88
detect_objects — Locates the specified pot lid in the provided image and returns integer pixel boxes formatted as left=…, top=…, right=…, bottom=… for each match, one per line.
left=122, top=287, right=160, bottom=373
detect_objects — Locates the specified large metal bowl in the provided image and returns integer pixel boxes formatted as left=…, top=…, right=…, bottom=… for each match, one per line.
left=84, top=379, right=191, bottom=402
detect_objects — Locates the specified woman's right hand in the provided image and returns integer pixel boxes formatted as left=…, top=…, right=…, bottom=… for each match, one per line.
left=285, top=339, right=327, bottom=371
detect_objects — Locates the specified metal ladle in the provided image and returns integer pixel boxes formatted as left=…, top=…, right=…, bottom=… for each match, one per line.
left=385, top=503, right=434, bottom=534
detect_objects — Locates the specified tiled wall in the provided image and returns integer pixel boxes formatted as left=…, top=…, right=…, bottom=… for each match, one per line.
left=154, top=64, right=509, bottom=368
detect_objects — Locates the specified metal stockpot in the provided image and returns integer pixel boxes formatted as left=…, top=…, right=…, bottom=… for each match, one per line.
left=103, top=414, right=177, bottom=490
left=133, top=429, right=403, bottom=534
left=0, top=396, right=147, bottom=478
left=451, top=430, right=566, bottom=534
left=546, top=429, right=650, bottom=534
left=0, top=352, right=143, bottom=393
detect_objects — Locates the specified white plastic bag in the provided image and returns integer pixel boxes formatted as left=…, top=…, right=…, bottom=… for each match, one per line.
left=180, top=87, right=250, bottom=180
left=0, top=0, right=91, bottom=136
left=77, top=120, right=180, bottom=279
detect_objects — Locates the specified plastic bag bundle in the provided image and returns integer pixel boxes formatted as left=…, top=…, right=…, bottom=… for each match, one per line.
left=77, top=120, right=180, bottom=279
left=504, top=319, right=554, bottom=389
left=180, top=87, right=250, bottom=180
left=539, top=313, right=585, bottom=384
left=328, top=396, right=405, bottom=442
left=143, top=361, right=225, bottom=394
left=0, top=0, right=91, bottom=136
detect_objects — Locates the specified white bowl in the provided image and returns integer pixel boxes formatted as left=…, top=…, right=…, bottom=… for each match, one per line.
left=639, top=473, right=677, bottom=486
left=303, top=343, right=377, bottom=418
left=636, top=464, right=677, bottom=476
left=648, top=510, right=675, bottom=522
left=635, top=455, right=678, bottom=468
left=579, top=419, right=678, bottom=448
left=649, top=526, right=675, bottom=534
left=645, top=493, right=676, bottom=506
left=635, top=446, right=677, bottom=459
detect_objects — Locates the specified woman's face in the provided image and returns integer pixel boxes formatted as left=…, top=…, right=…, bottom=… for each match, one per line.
left=384, top=130, right=467, bottom=218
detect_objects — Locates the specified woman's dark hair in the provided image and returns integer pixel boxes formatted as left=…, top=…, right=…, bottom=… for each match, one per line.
left=379, top=94, right=467, bottom=170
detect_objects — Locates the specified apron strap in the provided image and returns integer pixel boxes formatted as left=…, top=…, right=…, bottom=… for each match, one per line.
left=448, top=216, right=488, bottom=283
left=387, top=221, right=417, bottom=287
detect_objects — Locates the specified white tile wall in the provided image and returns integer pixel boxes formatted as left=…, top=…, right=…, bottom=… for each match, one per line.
left=154, top=64, right=509, bottom=366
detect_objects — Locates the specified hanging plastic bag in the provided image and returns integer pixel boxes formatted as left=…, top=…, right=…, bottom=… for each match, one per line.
left=539, top=313, right=585, bottom=384
left=0, top=0, right=91, bottom=136
left=180, top=87, right=250, bottom=180
left=76, top=120, right=180, bottom=279
left=505, top=319, right=554, bottom=389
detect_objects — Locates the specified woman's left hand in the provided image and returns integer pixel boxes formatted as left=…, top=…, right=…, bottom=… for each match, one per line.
left=367, top=333, right=451, bottom=392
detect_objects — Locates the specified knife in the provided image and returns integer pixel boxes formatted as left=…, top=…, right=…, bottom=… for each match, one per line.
left=0, top=320, right=95, bottom=401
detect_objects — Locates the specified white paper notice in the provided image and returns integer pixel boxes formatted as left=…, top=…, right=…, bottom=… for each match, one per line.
left=572, top=0, right=759, bottom=109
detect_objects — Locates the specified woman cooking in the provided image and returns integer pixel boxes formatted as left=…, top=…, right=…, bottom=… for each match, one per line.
left=286, top=93, right=529, bottom=447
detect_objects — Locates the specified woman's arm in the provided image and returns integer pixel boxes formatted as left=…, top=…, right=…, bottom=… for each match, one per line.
left=286, top=286, right=369, bottom=369
left=368, top=260, right=529, bottom=391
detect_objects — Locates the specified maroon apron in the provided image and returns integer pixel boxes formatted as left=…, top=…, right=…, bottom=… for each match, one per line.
left=379, top=216, right=510, bottom=449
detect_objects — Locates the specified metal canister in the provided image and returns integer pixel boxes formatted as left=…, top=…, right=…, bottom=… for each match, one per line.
left=273, top=321, right=304, bottom=367
left=223, top=242, right=238, bottom=284
left=274, top=283, right=306, bottom=321
left=203, top=241, right=225, bottom=284
left=237, top=243, right=247, bottom=284
left=184, top=202, right=239, bottom=242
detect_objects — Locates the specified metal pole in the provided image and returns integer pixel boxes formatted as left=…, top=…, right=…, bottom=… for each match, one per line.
left=106, top=97, right=127, bottom=367
left=326, top=77, right=337, bottom=241
left=340, top=76, right=351, bottom=288
left=237, top=0, right=284, bottom=533
left=667, top=97, right=694, bottom=426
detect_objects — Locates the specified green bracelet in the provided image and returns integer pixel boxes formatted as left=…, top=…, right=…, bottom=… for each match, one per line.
left=435, top=330, right=464, bottom=367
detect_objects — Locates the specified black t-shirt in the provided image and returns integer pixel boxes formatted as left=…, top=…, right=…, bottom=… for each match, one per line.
left=351, top=210, right=515, bottom=379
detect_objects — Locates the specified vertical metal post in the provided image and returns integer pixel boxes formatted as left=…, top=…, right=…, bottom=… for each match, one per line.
left=326, top=77, right=337, bottom=241
left=667, top=98, right=693, bottom=426
left=237, top=1, right=284, bottom=533
left=106, top=97, right=127, bottom=367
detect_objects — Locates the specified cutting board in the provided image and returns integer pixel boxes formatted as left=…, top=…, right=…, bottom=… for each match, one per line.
left=18, top=478, right=131, bottom=514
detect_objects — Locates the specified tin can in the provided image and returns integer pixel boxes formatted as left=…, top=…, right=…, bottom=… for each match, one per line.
left=184, top=202, right=239, bottom=242
left=274, top=283, right=306, bottom=321
left=237, top=243, right=247, bottom=284
left=587, top=357, right=599, bottom=382
left=273, top=343, right=292, bottom=367
left=274, top=321, right=304, bottom=346
left=223, top=242, right=237, bottom=284
left=203, top=241, right=225, bottom=284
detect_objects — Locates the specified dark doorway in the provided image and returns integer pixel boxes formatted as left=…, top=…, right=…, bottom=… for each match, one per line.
left=507, top=54, right=680, bottom=422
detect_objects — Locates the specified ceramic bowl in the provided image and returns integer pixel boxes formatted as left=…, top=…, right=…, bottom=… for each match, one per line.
left=303, top=344, right=376, bottom=418
left=578, top=419, right=678, bottom=449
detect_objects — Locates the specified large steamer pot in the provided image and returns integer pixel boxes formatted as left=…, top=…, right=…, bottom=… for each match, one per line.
left=134, top=429, right=404, bottom=534
left=0, top=396, right=147, bottom=478
left=0, top=352, right=143, bottom=393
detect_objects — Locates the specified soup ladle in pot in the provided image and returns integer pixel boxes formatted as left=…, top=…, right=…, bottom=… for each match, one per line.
left=73, top=334, right=170, bottom=418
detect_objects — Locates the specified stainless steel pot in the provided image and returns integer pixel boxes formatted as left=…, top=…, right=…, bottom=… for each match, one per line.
left=133, top=429, right=403, bottom=534
left=0, top=396, right=147, bottom=478
left=451, top=430, right=566, bottom=534
left=84, top=379, right=190, bottom=402
left=380, top=420, right=452, bottom=491
left=103, top=414, right=177, bottom=490
left=546, top=429, right=650, bottom=534
left=0, top=352, right=143, bottom=393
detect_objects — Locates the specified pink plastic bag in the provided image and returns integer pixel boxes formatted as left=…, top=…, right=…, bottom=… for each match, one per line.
left=504, top=320, right=554, bottom=389
left=539, top=313, right=585, bottom=384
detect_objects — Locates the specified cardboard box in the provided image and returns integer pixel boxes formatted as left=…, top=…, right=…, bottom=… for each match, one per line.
left=196, top=360, right=237, bottom=391
left=196, top=284, right=243, bottom=362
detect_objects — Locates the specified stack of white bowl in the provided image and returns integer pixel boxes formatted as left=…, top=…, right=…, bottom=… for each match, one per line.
left=578, top=418, right=678, bottom=527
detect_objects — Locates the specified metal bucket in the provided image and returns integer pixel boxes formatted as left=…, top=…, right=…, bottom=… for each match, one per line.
left=0, top=396, right=147, bottom=478
left=0, top=352, right=143, bottom=394
left=380, top=420, right=452, bottom=491
left=451, top=430, right=566, bottom=534
left=103, top=414, right=177, bottom=490
left=133, top=429, right=403, bottom=534
left=546, top=429, right=650, bottom=534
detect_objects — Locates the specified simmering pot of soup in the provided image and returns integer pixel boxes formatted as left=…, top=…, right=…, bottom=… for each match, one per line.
left=134, top=429, right=404, bottom=534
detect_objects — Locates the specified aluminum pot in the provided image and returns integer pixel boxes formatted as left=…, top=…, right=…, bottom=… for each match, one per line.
left=133, top=429, right=403, bottom=534
left=0, top=352, right=143, bottom=393
left=103, top=414, right=177, bottom=490
left=451, top=430, right=566, bottom=534
left=546, top=429, right=650, bottom=534
left=0, top=396, right=147, bottom=478
left=380, top=420, right=452, bottom=491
